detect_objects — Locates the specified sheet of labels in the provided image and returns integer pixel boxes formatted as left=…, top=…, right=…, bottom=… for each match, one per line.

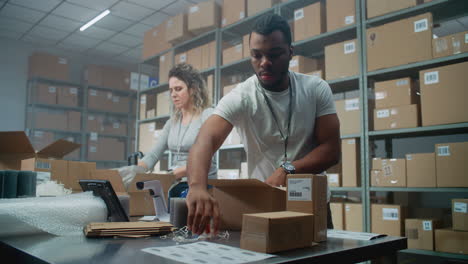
left=142, top=241, right=274, bottom=264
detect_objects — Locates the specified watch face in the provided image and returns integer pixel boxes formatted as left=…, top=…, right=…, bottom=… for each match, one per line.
left=282, top=162, right=295, bottom=172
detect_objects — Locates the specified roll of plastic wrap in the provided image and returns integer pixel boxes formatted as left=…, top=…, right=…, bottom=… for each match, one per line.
left=17, top=171, right=37, bottom=198
left=170, top=198, right=188, bottom=228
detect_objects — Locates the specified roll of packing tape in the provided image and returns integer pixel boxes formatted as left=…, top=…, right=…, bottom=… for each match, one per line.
left=170, top=198, right=188, bottom=228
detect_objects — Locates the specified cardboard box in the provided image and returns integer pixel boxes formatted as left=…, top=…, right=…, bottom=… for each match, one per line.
left=207, top=179, right=286, bottom=230
left=286, top=174, right=327, bottom=242
left=342, top=138, right=360, bottom=187
left=206, top=74, right=214, bottom=104
left=371, top=159, right=406, bottom=187
left=335, top=98, right=360, bottom=135
left=102, top=118, right=127, bottom=136
left=86, top=114, right=103, bottom=132
left=240, top=211, right=314, bottom=253
left=405, top=219, right=440, bottom=250
left=223, top=43, right=243, bottom=65
left=367, top=13, right=433, bottom=71
left=67, top=111, right=81, bottom=131
left=289, top=56, right=322, bottom=73
left=127, top=173, right=175, bottom=216
left=156, top=91, right=170, bottom=116
left=243, top=34, right=250, bottom=58
left=367, top=0, right=418, bottom=19
left=431, top=31, right=468, bottom=58
left=87, top=89, right=108, bottom=111
left=374, top=77, right=419, bottom=109
left=327, top=173, right=340, bottom=187
left=67, top=161, right=96, bottom=191
left=435, top=142, right=468, bottom=187
left=187, top=46, right=202, bottom=70
left=435, top=229, right=468, bottom=254
left=166, top=13, right=193, bottom=44
left=344, top=203, right=363, bottom=232
left=139, top=94, right=147, bottom=120
left=85, top=65, right=130, bottom=91
left=175, top=52, right=187, bottom=65
left=28, top=52, right=69, bottom=81
left=142, top=22, right=171, bottom=60
left=138, top=123, right=162, bottom=155
left=57, top=86, right=79, bottom=107
left=247, top=0, right=279, bottom=17
left=110, top=94, right=129, bottom=113
left=406, top=153, right=436, bottom=187
left=222, top=83, right=238, bottom=97
left=222, top=0, right=246, bottom=27
left=326, top=0, right=355, bottom=32
left=330, top=202, right=344, bottom=230
left=34, top=84, right=57, bottom=105
left=371, top=204, right=405, bottom=236
left=88, top=137, right=125, bottom=161
left=452, top=199, right=468, bottom=231
left=325, top=39, right=359, bottom=80
left=373, top=104, right=419, bottom=130
left=293, top=1, right=325, bottom=42
left=89, top=170, right=127, bottom=196
left=419, top=61, right=468, bottom=126
left=158, top=51, right=174, bottom=84
left=187, top=0, right=220, bottom=35
left=34, top=110, right=68, bottom=131
left=30, top=130, right=54, bottom=151
left=146, top=93, right=156, bottom=119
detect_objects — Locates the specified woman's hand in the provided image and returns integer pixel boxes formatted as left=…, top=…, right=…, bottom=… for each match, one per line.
left=173, top=166, right=187, bottom=180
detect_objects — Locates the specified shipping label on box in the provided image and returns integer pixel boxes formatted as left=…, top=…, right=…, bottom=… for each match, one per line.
left=371, top=204, right=405, bottom=236
left=344, top=203, right=363, bottom=232
left=405, top=219, right=440, bottom=251
left=452, top=199, right=468, bottom=231
left=435, top=142, right=468, bottom=187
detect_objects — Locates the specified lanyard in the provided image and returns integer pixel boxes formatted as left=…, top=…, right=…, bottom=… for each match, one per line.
left=259, top=78, right=294, bottom=163
left=176, top=114, right=193, bottom=159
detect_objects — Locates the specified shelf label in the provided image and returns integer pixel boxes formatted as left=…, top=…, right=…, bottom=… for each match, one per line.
left=141, top=95, right=147, bottom=104
left=406, top=155, right=412, bottom=160
left=36, top=160, right=51, bottom=170
left=58, top=57, right=67, bottom=64
left=382, top=208, right=399, bottom=221
left=289, top=59, right=298, bottom=68
left=113, top=122, right=120, bottom=129
left=396, top=79, right=408, bottom=86
left=422, top=221, right=432, bottom=231
left=112, top=95, right=120, bottom=103
left=160, top=55, right=165, bottom=62
left=344, top=41, right=355, bottom=54
left=66, top=137, right=74, bottom=143
left=454, top=202, right=467, bottom=213
left=347, top=139, right=355, bottom=144
left=345, top=205, right=350, bottom=211
left=239, top=11, right=245, bottom=19
left=375, top=91, right=386, bottom=100
left=328, top=174, right=339, bottom=183
left=287, top=178, right=312, bottom=201
left=345, top=98, right=359, bottom=111
left=70, top=87, right=78, bottom=95
left=437, top=145, right=450, bottom=156
left=189, top=5, right=199, bottom=13
left=414, top=18, right=428, bottom=33
left=377, top=109, right=390, bottom=118
left=294, top=9, right=304, bottom=21
left=48, top=86, right=56, bottom=93
left=34, top=131, right=44, bottom=137
left=452, top=39, right=461, bottom=54
left=345, top=15, right=354, bottom=25
left=90, top=146, right=97, bottom=153
left=90, top=132, right=98, bottom=141
left=90, top=89, right=97, bottom=96
left=424, top=71, right=439, bottom=84
left=149, top=123, right=155, bottom=132
left=180, top=53, right=187, bottom=63
left=465, top=33, right=468, bottom=43
left=88, top=115, right=95, bottom=121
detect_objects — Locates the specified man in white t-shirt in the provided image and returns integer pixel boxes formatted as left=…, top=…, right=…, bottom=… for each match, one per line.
left=186, top=14, right=341, bottom=234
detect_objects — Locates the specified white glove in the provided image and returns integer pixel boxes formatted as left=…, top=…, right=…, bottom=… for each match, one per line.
left=118, top=165, right=147, bottom=190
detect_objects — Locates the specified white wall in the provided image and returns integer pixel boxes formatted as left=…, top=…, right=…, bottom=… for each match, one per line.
left=0, top=37, right=137, bottom=131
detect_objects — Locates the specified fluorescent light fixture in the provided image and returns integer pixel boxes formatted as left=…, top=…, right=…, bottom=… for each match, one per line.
left=80, top=9, right=110, bottom=31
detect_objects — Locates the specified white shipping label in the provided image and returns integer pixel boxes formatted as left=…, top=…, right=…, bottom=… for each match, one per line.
left=375, top=91, right=386, bottom=100
left=452, top=40, right=461, bottom=54
left=235, top=44, right=242, bottom=52
left=112, top=96, right=120, bottom=103
left=289, top=59, right=298, bottom=68
left=345, top=98, right=359, bottom=111
left=382, top=165, right=392, bottom=177
left=382, top=208, right=399, bottom=221
left=406, top=155, right=412, bottom=160
left=66, top=137, right=74, bottom=142
left=294, top=9, right=304, bottom=21
left=390, top=108, right=398, bottom=115
left=107, top=92, right=113, bottom=99
left=113, top=122, right=120, bottom=129
left=180, top=54, right=187, bottom=63
left=328, top=174, right=339, bottom=183
left=422, top=221, right=432, bottom=231
left=345, top=15, right=354, bottom=25
left=414, top=18, right=429, bottom=33
left=58, top=57, right=67, bottom=64
left=348, top=139, right=355, bottom=144
left=70, top=87, right=78, bottom=95
left=90, top=89, right=97, bottom=96
left=189, top=6, right=199, bottom=13
left=141, top=95, right=147, bottom=104
left=90, top=132, right=98, bottom=141
left=465, top=33, right=468, bottom=43
left=90, top=146, right=97, bottom=153
left=222, top=18, right=226, bottom=26
left=437, top=146, right=450, bottom=156
left=48, top=86, right=56, bottom=93
left=396, top=79, right=409, bottom=86
left=36, top=161, right=51, bottom=170
left=424, top=71, right=439, bottom=84
left=344, top=41, right=356, bottom=54
left=160, top=55, right=165, bottom=62
left=287, top=178, right=312, bottom=201
left=152, top=30, right=158, bottom=37
left=345, top=205, right=350, bottom=211
left=454, top=202, right=467, bottom=213
left=149, top=123, right=155, bottom=132
left=34, top=131, right=44, bottom=137
left=88, top=115, right=95, bottom=121
left=377, top=109, right=390, bottom=118
left=240, top=11, right=245, bottom=19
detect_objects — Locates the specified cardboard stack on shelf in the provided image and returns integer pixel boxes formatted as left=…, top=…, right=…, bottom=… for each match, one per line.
left=335, top=98, right=360, bottom=136
left=247, top=0, right=279, bottom=17
left=28, top=52, right=69, bottom=81
left=84, top=64, right=131, bottom=91
left=371, top=158, right=406, bottom=187
left=29, top=109, right=81, bottom=132
left=293, top=1, right=325, bottom=42
left=325, top=39, right=359, bottom=80
left=87, top=133, right=126, bottom=162
left=434, top=199, right=468, bottom=254
left=187, top=0, right=220, bottom=35
left=341, top=138, right=360, bottom=187
left=221, top=0, right=246, bottom=27
left=371, top=203, right=406, bottom=236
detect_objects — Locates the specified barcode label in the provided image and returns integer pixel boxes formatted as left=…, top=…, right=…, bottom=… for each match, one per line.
left=328, top=174, right=339, bottom=183
left=454, top=202, right=467, bottom=213
left=377, top=109, right=390, bottom=118
left=345, top=15, right=354, bottom=25
left=391, top=108, right=398, bottom=115
left=345, top=205, right=350, bottom=211
left=437, top=146, right=450, bottom=156
left=58, top=57, right=67, bottom=64
left=70, top=87, right=78, bottom=94
left=112, top=96, right=120, bottom=103
left=113, top=122, right=120, bottom=129
left=453, top=39, right=461, bottom=54
left=222, top=18, right=226, bottom=26
left=396, top=79, right=408, bottom=86
left=422, top=221, right=432, bottom=231
left=36, top=161, right=51, bottom=170
left=345, top=98, right=359, bottom=111
left=180, top=54, right=187, bottom=63
left=240, top=11, right=245, bottom=19
left=189, top=5, right=199, bottom=13
left=406, top=155, right=412, bottom=160
left=34, top=131, right=43, bottom=137
left=107, top=92, right=112, bottom=99
left=160, top=55, right=165, bottom=62
left=152, top=29, right=158, bottom=37
left=344, top=41, right=355, bottom=54
left=289, top=59, right=298, bottom=68
left=414, top=18, right=428, bottom=33
left=90, top=89, right=97, bottom=96
left=66, top=137, right=74, bottom=142
left=424, top=71, right=439, bottom=84
left=465, top=33, right=468, bottom=43
left=235, top=44, right=242, bottom=52
left=294, top=9, right=304, bottom=21
left=382, top=208, right=399, bottom=221
left=348, top=139, right=355, bottom=144
left=88, top=115, right=95, bottom=121
left=90, top=146, right=97, bottom=153
left=48, top=86, right=56, bottom=93
left=287, top=178, right=312, bottom=201
left=375, top=91, right=386, bottom=100
left=90, top=132, right=98, bottom=141
left=141, top=95, right=146, bottom=104
left=167, top=19, right=173, bottom=27
left=382, top=165, right=392, bottom=177
left=149, top=123, right=155, bottom=132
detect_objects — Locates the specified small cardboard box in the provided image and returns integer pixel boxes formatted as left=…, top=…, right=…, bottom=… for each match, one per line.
left=342, top=138, right=360, bottom=187
left=432, top=31, right=468, bottom=58
left=367, top=0, right=418, bottom=18
left=374, top=77, right=419, bottom=109
left=293, top=1, right=325, bottom=42
left=435, top=228, right=468, bottom=254
left=435, top=142, right=468, bottom=187
left=371, top=204, right=405, bottom=236
left=373, top=104, right=420, bottom=130
left=222, top=0, right=246, bottom=27
left=289, top=56, right=323, bottom=74
left=166, top=14, right=193, bottom=44
left=247, top=0, right=279, bottom=17
left=207, top=179, right=286, bottom=230
left=344, top=203, right=363, bottom=232
left=406, top=153, right=436, bottom=187
left=335, top=98, right=360, bottom=135
left=327, top=173, right=340, bottom=187
left=325, top=39, right=359, bottom=80
left=405, top=219, right=440, bottom=250
left=67, top=161, right=96, bottom=191
left=452, top=199, right=468, bottom=231
left=330, top=202, right=344, bottom=230
left=240, top=211, right=314, bottom=253
left=286, top=174, right=327, bottom=242
left=371, top=158, right=406, bottom=187
left=34, top=84, right=57, bottom=105
left=187, top=0, right=220, bottom=35
left=34, top=110, right=68, bottom=131
left=326, top=0, right=355, bottom=32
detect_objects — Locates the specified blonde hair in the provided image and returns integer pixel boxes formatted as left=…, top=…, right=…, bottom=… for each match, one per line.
left=169, top=63, right=209, bottom=121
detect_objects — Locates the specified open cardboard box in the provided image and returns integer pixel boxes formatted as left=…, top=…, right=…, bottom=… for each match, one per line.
left=207, top=179, right=286, bottom=230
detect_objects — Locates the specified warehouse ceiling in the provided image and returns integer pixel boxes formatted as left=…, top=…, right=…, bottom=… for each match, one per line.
left=0, top=0, right=204, bottom=64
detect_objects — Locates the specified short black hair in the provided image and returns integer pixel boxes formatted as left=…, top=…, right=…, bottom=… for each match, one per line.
left=251, top=14, right=292, bottom=46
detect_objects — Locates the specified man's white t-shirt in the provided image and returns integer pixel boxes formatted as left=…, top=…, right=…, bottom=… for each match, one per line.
left=214, top=71, right=336, bottom=186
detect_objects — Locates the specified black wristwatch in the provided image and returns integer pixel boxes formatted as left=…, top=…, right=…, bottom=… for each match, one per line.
left=280, top=161, right=295, bottom=175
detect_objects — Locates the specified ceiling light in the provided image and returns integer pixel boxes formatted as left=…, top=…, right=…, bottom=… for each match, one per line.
left=80, top=10, right=110, bottom=31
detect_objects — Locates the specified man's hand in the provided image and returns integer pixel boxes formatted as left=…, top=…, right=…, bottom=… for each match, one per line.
left=186, top=186, right=220, bottom=235
left=265, top=167, right=287, bottom=187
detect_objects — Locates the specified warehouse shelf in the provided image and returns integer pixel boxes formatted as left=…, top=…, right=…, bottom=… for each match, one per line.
left=87, top=109, right=135, bottom=118
left=28, top=103, right=83, bottom=112
left=327, top=75, right=360, bottom=93
left=401, top=249, right=468, bottom=260
left=278, top=0, right=318, bottom=12
left=221, top=7, right=276, bottom=38
left=85, top=132, right=129, bottom=140
left=341, top=133, right=361, bottom=139
left=330, top=187, right=362, bottom=192
left=138, top=115, right=171, bottom=124
left=219, top=144, right=244, bottom=150
left=173, top=29, right=217, bottom=54
left=200, top=67, right=216, bottom=75
left=31, top=128, right=82, bottom=136
left=220, top=58, right=250, bottom=71
left=369, top=123, right=468, bottom=138
left=87, top=84, right=136, bottom=96
left=29, top=77, right=81, bottom=87
left=370, top=187, right=468, bottom=193
left=139, top=82, right=169, bottom=93
left=293, top=25, right=357, bottom=56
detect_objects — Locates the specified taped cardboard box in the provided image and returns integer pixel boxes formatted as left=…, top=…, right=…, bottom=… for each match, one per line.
left=452, top=198, right=468, bottom=231
left=289, top=56, right=323, bottom=74
left=406, top=153, right=436, bottom=187
left=419, top=61, right=468, bottom=126
left=57, top=86, right=79, bottom=107
left=222, top=0, right=246, bottom=27
left=286, top=174, right=327, bottom=242
left=344, top=203, right=363, bottom=232
left=247, top=0, right=279, bottom=17
left=293, top=1, right=325, bottom=42
left=342, top=138, right=360, bottom=187
left=325, top=39, right=359, bottom=80
left=207, top=179, right=286, bottom=230
left=166, top=13, right=193, bottom=44
left=240, top=211, right=314, bottom=253
left=374, top=77, right=419, bottom=109
left=371, top=159, right=406, bottom=187
left=371, top=203, right=406, bottom=236
left=367, top=0, right=418, bottom=19
left=373, top=104, right=420, bottom=130
left=367, top=13, right=433, bottom=71
left=330, top=202, right=344, bottom=230
left=405, top=219, right=440, bottom=250
left=28, top=52, right=69, bottom=81
left=435, top=229, right=468, bottom=254
left=435, top=142, right=468, bottom=187
left=335, top=98, right=360, bottom=135
left=187, top=0, right=220, bottom=35
left=326, top=0, right=355, bottom=32
left=34, top=84, right=57, bottom=105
